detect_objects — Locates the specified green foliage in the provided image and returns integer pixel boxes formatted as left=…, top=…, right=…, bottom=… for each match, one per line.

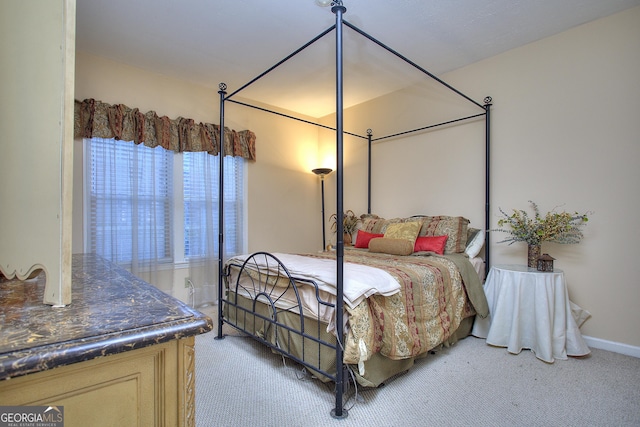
left=495, top=201, right=589, bottom=245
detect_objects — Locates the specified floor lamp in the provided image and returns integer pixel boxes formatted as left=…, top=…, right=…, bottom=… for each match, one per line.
left=312, top=168, right=333, bottom=250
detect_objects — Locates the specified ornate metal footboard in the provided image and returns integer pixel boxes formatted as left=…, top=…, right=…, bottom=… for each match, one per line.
left=219, top=252, right=341, bottom=385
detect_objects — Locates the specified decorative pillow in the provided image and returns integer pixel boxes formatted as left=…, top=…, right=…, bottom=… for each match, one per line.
left=414, top=235, right=448, bottom=255
left=368, top=238, right=414, bottom=256
left=419, top=216, right=470, bottom=254
left=466, top=228, right=480, bottom=245
left=465, top=228, right=485, bottom=258
left=383, top=221, right=421, bottom=242
left=359, top=215, right=425, bottom=235
left=354, top=230, right=384, bottom=248
left=359, top=214, right=387, bottom=234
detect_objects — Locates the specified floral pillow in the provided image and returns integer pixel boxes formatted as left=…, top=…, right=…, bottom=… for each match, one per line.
left=360, top=214, right=469, bottom=254
left=418, top=216, right=470, bottom=254
left=383, top=221, right=422, bottom=243
left=359, top=215, right=391, bottom=234
left=359, top=214, right=424, bottom=235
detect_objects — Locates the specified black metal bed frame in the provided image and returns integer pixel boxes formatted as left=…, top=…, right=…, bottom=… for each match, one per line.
left=216, top=2, right=491, bottom=419
left=223, top=252, right=338, bottom=378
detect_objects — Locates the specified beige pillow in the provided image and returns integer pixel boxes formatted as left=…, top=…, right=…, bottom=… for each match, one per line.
left=384, top=221, right=421, bottom=242
left=368, top=238, right=414, bottom=256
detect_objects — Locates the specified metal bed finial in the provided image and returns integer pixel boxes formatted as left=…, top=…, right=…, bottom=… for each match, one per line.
left=315, top=0, right=343, bottom=7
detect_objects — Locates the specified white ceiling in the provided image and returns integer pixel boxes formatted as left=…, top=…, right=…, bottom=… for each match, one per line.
left=76, top=0, right=639, bottom=118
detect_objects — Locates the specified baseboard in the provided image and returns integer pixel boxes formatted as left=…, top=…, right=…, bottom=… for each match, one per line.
left=583, top=335, right=640, bottom=358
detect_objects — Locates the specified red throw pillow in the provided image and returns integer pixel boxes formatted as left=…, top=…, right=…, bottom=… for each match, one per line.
left=413, top=235, right=448, bottom=254
left=355, top=230, right=384, bottom=248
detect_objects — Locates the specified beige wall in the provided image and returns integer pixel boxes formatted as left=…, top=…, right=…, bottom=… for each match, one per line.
left=75, top=6, right=640, bottom=348
left=329, top=7, right=640, bottom=348
left=463, top=7, right=640, bottom=348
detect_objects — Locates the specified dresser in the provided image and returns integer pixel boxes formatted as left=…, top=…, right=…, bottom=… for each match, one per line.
left=0, top=254, right=213, bottom=427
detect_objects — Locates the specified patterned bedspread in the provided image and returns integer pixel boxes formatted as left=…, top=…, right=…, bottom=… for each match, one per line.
left=304, top=250, right=485, bottom=365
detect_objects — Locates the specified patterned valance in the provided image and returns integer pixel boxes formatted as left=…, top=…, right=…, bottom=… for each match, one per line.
left=74, top=98, right=256, bottom=160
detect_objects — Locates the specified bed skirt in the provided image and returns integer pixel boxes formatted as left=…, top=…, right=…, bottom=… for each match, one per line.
left=224, top=292, right=475, bottom=387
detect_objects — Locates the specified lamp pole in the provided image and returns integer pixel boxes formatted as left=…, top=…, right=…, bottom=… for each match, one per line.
left=312, top=168, right=332, bottom=250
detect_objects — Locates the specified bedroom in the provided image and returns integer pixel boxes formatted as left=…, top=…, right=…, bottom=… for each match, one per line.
left=1, top=0, right=639, bottom=423
left=70, top=2, right=640, bottom=354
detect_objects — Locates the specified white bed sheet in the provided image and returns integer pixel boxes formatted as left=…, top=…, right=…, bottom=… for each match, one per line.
left=228, top=253, right=401, bottom=309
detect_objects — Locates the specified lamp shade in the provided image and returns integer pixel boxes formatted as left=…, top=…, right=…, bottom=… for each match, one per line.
left=312, top=168, right=333, bottom=177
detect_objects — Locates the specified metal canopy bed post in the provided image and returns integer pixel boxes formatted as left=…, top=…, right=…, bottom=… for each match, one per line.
left=216, top=1, right=491, bottom=419
left=333, top=3, right=347, bottom=418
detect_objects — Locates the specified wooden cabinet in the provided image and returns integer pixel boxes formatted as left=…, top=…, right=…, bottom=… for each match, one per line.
left=0, top=255, right=212, bottom=427
left=0, top=337, right=196, bottom=427
left=0, top=0, right=75, bottom=306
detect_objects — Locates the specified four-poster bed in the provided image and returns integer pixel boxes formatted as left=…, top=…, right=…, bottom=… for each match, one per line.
left=216, top=2, right=491, bottom=419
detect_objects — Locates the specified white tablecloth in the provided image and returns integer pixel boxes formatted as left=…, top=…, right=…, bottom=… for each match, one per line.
left=472, top=264, right=590, bottom=363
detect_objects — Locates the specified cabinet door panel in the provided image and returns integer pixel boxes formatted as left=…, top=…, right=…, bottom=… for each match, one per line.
left=0, top=339, right=196, bottom=427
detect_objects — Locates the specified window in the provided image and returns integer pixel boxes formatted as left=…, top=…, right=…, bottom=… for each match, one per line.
left=183, top=151, right=244, bottom=259
left=85, top=138, right=244, bottom=267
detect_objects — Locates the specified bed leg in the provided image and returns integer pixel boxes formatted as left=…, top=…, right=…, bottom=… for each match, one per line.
left=330, top=366, right=349, bottom=419
left=215, top=298, right=225, bottom=340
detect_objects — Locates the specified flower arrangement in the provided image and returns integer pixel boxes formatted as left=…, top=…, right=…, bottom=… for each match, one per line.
left=495, top=201, right=589, bottom=246
left=330, top=210, right=360, bottom=235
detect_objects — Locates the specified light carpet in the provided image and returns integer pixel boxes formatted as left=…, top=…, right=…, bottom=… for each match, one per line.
left=195, top=324, right=640, bottom=427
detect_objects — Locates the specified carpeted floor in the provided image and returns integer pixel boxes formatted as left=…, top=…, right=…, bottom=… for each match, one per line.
left=194, top=318, right=640, bottom=427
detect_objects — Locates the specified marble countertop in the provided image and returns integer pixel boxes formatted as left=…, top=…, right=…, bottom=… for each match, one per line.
left=0, top=253, right=213, bottom=380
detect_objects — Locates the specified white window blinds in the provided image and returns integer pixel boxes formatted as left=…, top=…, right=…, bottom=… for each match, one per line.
left=86, top=137, right=173, bottom=266
left=183, top=152, right=244, bottom=259
left=85, top=138, right=244, bottom=268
